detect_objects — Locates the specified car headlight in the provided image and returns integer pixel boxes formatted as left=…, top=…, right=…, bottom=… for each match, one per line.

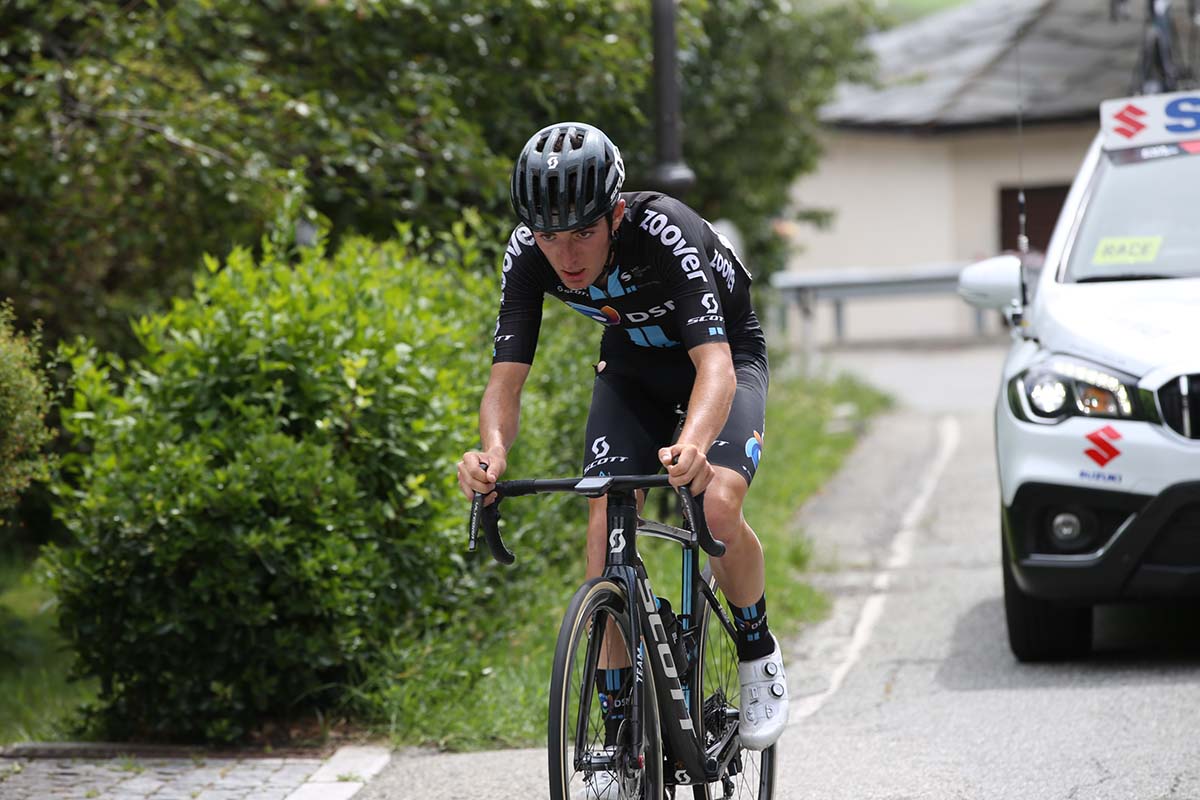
left=1009, top=356, right=1146, bottom=424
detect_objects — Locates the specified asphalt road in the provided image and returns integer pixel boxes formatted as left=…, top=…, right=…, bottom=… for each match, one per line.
left=369, top=342, right=1200, bottom=800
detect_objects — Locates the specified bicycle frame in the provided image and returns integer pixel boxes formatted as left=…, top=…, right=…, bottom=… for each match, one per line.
left=597, top=488, right=743, bottom=787
left=468, top=472, right=736, bottom=787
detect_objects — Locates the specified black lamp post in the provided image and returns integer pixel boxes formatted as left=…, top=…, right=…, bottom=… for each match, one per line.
left=648, top=0, right=695, bottom=197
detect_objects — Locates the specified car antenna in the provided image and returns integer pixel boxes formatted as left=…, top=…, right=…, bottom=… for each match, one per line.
left=1014, top=14, right=1030, bottom=312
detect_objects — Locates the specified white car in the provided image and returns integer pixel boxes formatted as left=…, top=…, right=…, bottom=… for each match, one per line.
left=960, top=90, right=1200, bottom=662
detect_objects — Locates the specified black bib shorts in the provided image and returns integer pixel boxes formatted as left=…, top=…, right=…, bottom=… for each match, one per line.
left=582, top=348, right=769, bottom=487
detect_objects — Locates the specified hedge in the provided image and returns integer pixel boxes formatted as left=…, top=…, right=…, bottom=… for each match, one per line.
left=45, top=223, right=595, bottom=741
left=0, top=302, right=54, bottom=517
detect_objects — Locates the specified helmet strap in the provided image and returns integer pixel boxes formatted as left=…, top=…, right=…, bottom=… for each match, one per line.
left=604, top=211, right=618, bottom=269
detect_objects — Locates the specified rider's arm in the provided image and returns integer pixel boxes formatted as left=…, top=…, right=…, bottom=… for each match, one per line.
left=480, top=361, right=531, bottom=461
left=459, top=226, right=548, bottom=499
left=641, top=196, right=739, bottom=489
left=677, top=342, right=737, bottom=454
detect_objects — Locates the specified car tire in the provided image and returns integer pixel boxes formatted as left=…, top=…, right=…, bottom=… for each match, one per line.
left=1002, top=535, right=1092, bottom=662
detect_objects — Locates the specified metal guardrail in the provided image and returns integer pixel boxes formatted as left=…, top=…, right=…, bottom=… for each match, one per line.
left=769, top=262, right=986, bottom=368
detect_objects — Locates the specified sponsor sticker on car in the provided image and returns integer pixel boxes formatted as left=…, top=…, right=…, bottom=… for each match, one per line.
left=1100, top=91, right=1200, bottom=150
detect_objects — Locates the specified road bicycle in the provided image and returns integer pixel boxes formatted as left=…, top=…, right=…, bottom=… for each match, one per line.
left=1112, top=0, right=1199, bottom=93
left=469, top=471, right=776, bottom=799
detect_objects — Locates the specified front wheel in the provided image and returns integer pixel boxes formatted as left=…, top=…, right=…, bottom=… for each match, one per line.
left=1002, top=534, right=1091, bottom=662
left=549, top=577, right=664, bottom=800
left=693, top=566, right=775, bottom=800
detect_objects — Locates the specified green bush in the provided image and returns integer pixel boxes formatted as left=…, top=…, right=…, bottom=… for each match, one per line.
left=0, top=303, right=54, bottom=516
left=45, top=220, right=596, bottom=741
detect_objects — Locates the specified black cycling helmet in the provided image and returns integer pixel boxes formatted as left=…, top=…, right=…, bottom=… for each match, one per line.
left=510, top=122, right=625, bottom=233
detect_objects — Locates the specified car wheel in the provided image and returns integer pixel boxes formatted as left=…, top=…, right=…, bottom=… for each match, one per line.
left=1002, top=535, right=1092, bottom=662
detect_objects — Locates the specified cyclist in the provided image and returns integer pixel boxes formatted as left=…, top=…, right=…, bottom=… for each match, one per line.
left=456, top=121, right=789, bottom=758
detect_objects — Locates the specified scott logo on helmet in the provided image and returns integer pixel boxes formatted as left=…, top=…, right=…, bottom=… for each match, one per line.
left=547, top=155, right=559, bottom=169
left=639, top=210, right=707, bottom=283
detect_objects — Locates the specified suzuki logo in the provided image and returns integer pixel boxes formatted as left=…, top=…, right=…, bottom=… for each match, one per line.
left=1112, top=104, right=1148, bottom=139
left=1085, top=425, right=1122, bottom=467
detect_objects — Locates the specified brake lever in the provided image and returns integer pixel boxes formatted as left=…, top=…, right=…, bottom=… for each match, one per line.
left=676, top=485, right=726, bottom=557
left=466, top=461, right=515, bottom=565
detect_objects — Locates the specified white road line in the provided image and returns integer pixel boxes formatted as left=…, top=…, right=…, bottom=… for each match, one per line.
left=791, top=415, right=961, bottom=721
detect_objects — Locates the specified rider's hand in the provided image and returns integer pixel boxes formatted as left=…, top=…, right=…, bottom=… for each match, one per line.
left=457, top=448, right=507, bottom=506
left=658, top=443, right=714, bottom=495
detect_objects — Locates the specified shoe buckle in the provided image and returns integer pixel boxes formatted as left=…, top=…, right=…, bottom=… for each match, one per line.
left=770, top=682, right=785, bottom=698
left=764, top=662, right=778, bottom=677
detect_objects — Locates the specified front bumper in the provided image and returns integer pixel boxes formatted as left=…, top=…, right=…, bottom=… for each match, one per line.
left=997, top=389, right=1200, bottom=601
left=1004, top=481, right=1200, bottom=601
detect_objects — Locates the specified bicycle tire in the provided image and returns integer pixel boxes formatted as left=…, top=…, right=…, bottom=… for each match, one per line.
left=692, top=565, right=776, bottom=800
left=549, top=577, right=664, bottom=800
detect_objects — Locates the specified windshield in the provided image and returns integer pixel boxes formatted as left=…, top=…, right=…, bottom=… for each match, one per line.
left=1063, top=146, right=1200, bottom=282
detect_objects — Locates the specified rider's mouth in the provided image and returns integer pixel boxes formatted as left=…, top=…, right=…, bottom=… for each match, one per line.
left=562, top=268, right=586, bottom=282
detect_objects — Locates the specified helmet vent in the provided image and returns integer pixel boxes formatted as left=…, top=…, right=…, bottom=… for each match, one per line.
left=566, top=172, right=579, bottom=215
left=584, top=165, right=597, bottom=205
left=530, top=171, right=543, bottom=223
left=546, top=175, right=560, bottom=226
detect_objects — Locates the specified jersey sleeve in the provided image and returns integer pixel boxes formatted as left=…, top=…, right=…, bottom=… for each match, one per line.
left=492, top=226, right=545, bottom=364
left=638, top=198, right=730, bottom=351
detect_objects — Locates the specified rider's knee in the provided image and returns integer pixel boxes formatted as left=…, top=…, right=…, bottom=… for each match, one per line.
left=702, top=480, right=745, bottom=536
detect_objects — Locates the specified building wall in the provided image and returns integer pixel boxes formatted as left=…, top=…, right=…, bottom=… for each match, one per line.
left=947, top=125, right=1098, bottom=260
left=781, top=123, right=1095, bottom=344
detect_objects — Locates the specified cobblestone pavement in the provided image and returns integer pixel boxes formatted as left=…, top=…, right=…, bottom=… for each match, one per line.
left=0, top=745, right=390, bottom=800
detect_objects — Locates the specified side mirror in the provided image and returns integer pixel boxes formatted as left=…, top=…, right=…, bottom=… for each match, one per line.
left=958, top=255, right=1023, bottom=311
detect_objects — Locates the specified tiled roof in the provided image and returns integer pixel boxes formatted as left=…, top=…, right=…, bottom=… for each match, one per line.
left=823, top=0, right=1151, bottom=128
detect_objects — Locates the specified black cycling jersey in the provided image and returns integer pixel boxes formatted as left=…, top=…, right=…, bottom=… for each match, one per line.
left=492, top=191, right=766, bottom=365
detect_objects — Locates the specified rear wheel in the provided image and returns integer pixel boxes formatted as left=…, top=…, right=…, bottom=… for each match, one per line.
left=1002, top=534, right=1092, bottom=662
left=549, top=577, right=664, bottom=800
left=692, top=566, right=775, bottom=800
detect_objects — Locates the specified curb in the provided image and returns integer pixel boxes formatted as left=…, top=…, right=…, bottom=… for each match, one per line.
left=285, top=746, right=391, bottom=800
left=0, top=742, right=391, bottom=800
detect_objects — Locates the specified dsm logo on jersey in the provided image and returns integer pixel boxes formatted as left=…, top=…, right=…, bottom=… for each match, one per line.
left=567, top=302, right=621, bottom=326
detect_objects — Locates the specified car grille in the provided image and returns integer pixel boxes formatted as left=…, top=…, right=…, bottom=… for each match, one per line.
left=1157, top=374, right=1200, bottom=439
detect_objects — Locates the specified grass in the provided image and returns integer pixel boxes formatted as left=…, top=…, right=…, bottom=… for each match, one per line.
left=880, top=0, right=968, bottom=23
left=0, top=546, right=97, bottom=744
left=367, top=370, right=891, bottom=751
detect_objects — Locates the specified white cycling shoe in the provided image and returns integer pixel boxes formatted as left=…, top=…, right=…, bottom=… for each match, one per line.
left=737, top=635, right=789, bottom=750
left=574, top=769, right=620, bottom=800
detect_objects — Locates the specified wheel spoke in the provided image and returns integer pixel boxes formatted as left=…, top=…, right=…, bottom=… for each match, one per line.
left=696, top=569, right=774, bottom=800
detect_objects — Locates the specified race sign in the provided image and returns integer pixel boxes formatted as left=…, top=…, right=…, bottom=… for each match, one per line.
left=1100, top=91, right=1200, bottom=150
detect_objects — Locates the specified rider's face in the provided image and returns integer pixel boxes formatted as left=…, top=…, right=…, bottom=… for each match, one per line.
left=533, top=199, right=626, bottom=290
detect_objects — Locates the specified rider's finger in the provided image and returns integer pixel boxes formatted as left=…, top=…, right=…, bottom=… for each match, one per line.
left=672, top=448, right=696, bottom=475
